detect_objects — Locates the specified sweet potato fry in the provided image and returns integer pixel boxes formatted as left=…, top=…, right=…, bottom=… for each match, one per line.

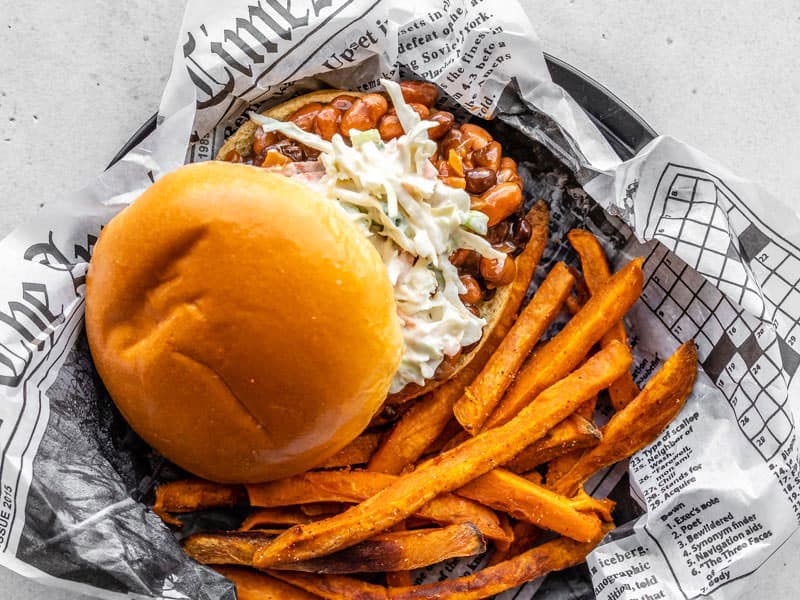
left=214, top=566, right=321, bottom=600
left=272, top=531, right=609, bottom=599
left=483, top=257, right=643, bottom=430
left=551, top=341, right=698, bottom=496
left=488, top=521, right=540, bottom=566
left=270, top=571, right=386, bottom=600
left=184, top=531, right=274, bottom=566
left=386, top=528, right=612, bottom=600
left=240, top=508, right=313, bottom=531
left=285, top=524, right=486, bottom=573
left=247, top=470, right=509, bottom=543
left=568, top=229, right=640, bottom=410
left=386, top=571, right=412, bottom=587
left=188, top=525, right=485, bottom=574
left=457, top=469, right=608, bottom=542
left=247, top=471, right=387, bottom=506
left=253, top=341, right=631, bottom=567
left=504, top=414, right=601, bottom=474
left=153, top=480, right=246, bottom=526
left=314, top=433, right=381, bottom=469
left=368, top=202, right=549, bottom=475
left=454, top=262, right=576, bottom=434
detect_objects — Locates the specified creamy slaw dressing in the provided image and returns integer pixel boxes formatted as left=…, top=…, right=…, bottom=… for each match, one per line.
left=250, top=79, right=505, bottom=393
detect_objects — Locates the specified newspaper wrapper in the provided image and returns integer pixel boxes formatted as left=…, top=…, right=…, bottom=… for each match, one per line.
left=0, top=1, right=798, bottom=598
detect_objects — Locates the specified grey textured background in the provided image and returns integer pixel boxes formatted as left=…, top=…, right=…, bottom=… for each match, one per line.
left=0, top=1, right=798, bottom=598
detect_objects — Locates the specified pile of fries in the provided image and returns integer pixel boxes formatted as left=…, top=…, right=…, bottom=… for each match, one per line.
left=152, top=202, right=697, bottom=599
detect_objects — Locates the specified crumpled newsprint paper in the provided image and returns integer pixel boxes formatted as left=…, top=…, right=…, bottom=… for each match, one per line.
left=0, top=1, right=798, bottom=598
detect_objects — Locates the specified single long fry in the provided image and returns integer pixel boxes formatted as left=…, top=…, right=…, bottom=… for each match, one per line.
left=504, top=414, right=601, bottom=474
left=270, top=571, right=386, bottom=600
left=368, top=202, right=550, bottom=474
left=153, top=480, right=246, bottom=525
left=214, top=566, right=321, bottom=600
left=552, top=341, right=698, bottom=496
left=389, top=528, right=612, bottom=600
left=484, top=257, right=643, bottom=430
left=454, top=262, right=576, bottom=433
left=457, top=469, right=608, bottom=542
left=188, top=525, right=485, bottom=574
left=315, top=433, right=381, bottom=469
left=271, top=532, right=608, bottom=600
left=568, top=229, right=640, bottom=410
left=247, top=470, right=509, bottom=543
left=286, top=524, right=485, bottom=573
left=253, top=341, right=632, bottom=567
left=184, top=531, right=274, bottom=565
left=240, top=508, right=313, bottom=531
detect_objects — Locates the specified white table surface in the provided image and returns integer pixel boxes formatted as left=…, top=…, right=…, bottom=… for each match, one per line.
left=0, top=1, right=798, bottom=598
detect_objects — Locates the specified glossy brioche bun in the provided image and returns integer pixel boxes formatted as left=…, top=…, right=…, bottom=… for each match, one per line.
left=85, top=161, right=403, bottom=483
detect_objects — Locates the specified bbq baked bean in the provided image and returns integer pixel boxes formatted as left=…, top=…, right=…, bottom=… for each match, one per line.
left=480, top=255, right=517, bottom=287
left=486, top=221, right=511, bottom=246
left=450, top=249, right=481, bottom=275
left=509, top=217, right=532, bottom=247
left=472, top=141, right=502, bottom=171
left=289, top=102, right=323, bottom=131
left=459, top=123, right=492, bottom=151
left=428, top=111, right=454, bottom=140
left=472, top=182, right=524, bottom=226
left=378, top=114, right=403, bottom=141
left=330, top=95, right=357, bottom=111
left=408, top=102, right=431, bottom=120
left=500, top=156, right=517, bottom=172
left=313, top=105, right=342, bottom=141
left=341, top=94, right=389, bottom=135
left=399, top=81, right=439, bottom=107
left=440, top=128, right=465, bottom=159
left=459, top=274, right=482, bottom=305
left=464, top=167, right=496, bottom=194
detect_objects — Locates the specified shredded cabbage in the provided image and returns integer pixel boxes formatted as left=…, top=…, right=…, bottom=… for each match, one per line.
left=256, top=79, right=506, bottom=393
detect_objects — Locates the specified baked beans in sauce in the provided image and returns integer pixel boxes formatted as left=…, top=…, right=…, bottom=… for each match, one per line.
left=223, top=81, right=531, bottom=316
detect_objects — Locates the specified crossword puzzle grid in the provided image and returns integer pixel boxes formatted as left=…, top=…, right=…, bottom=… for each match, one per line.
left=642, top=243, right=793, bottom=460
left=650, top=168, right=800, bottom=350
